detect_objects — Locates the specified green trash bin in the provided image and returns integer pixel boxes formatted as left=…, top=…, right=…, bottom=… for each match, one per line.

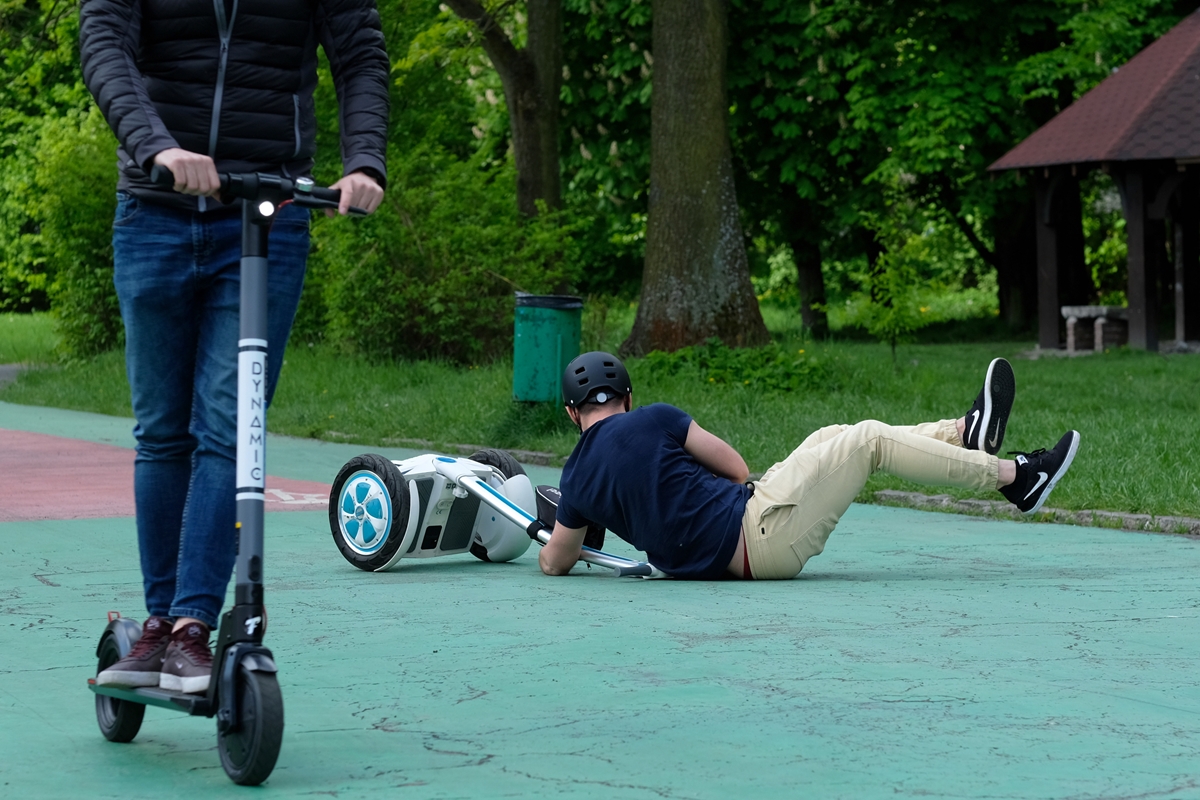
left=513, top=292, right=583, bottom=403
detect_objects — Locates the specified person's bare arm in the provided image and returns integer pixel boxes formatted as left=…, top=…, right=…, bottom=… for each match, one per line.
left=539, top=520, right=588, bottom=576
left=684, top=420, right=749, bottom=483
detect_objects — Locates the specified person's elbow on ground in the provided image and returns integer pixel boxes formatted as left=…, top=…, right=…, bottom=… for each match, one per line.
left=539, top=548, right=572, bottom=576
left=539, top=522, right=587, bottom=576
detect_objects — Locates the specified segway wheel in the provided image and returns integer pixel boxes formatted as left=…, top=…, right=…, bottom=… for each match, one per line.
left=217, top=667, right=284, bottom=786
left=94, top=635, right=146, bottom=743
left=329, top=454, right=411, bottom=571
left=466, top=449, right=526, bottom=561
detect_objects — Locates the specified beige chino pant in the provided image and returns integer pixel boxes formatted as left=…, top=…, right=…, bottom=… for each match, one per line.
left=742, top=419, right=1000, bottom=579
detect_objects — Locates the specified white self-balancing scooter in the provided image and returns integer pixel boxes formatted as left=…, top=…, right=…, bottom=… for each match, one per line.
left=329, top=448, right=667, bottom=577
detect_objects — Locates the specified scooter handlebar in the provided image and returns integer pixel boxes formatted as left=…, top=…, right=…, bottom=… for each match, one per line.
left=148, top=166, right=367, bottom=216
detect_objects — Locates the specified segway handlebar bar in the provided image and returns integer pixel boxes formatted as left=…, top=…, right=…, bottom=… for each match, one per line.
left=441, top=464, right=668, bottom=579
left=149, top=165, right=367, bottom=216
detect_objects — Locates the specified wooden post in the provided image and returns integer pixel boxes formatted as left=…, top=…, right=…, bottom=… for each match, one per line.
left=1034, top=173, right=1062, bottom=349
left=1181, top=173, right=1200, bottom=341
left=1120, top=166, right=1157, bottom=351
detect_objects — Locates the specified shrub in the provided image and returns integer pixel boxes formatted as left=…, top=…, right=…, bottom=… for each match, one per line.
left=644, top=337, right=833, bottom=392
left=37, top=106, right=123, bottom=356
left=0, top=142, right=48, bottom=313
left=841, top=248, right=927, bottom=363
left=314, top=145, right=581, bottom=363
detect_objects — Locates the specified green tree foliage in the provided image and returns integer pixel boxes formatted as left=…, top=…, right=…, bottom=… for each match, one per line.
left=3, top=0, right=1197, bottom=360
left=559, top=0, right=651, bottom=294
left=0, top=0, right=91, bottom=313
left=304, top=1, right=580, bottom=362
left=724, top=0, right=1196, bottom=347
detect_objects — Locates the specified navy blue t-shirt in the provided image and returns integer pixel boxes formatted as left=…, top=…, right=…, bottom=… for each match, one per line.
left=556, top=403, right=749, bottom=579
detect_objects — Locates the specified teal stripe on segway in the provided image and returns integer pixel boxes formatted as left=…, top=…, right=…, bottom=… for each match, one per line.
left=472, top=479, right=535, bottom=522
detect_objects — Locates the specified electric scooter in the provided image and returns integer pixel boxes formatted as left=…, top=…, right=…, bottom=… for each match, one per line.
left=88, top=168, right=363, bottom=786
left=329, top=449, right=668, bottom=578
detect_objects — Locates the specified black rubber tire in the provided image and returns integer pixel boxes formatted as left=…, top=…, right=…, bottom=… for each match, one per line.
left=217, top=667, right=284, bottom=786
left=94, top=635, right=146, bottom=743
left=329, top=454, right=411, bottom=571
left=467, top=449, right=526, bottom=562
left=466, top=449, right=526, bottom=480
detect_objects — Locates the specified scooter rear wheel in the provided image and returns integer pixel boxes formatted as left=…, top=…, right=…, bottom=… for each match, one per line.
left=217, top=666, right=284, bottom=786
left=94, top=635, right=146, bottom=743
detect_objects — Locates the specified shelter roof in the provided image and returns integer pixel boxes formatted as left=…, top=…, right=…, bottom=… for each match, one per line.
left=991, top=9, right=1200, bottom=171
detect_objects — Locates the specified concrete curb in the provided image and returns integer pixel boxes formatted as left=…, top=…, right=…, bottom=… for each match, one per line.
left=873, top=489, right=1200, bottom=538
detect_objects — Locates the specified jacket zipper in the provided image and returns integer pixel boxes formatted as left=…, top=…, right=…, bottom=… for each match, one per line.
left=292, top=94, right=301, bottom=159
left=208, top=0, right=238, bottom=159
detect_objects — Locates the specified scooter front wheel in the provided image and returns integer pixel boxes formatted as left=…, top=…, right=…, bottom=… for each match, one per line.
left=217, top=667, right=284, bottom=785
left=94, top=634, right=146, bottom=743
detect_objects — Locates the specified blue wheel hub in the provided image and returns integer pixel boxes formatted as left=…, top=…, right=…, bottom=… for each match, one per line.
left=338, top=470, right=392, bottom=555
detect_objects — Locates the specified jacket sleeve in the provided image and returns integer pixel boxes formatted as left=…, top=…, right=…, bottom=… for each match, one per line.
left=317, top=0, right=390, bottom=187
left=79, top=0, right=179, bottom=172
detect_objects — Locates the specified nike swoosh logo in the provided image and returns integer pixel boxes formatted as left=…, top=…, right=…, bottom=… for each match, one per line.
left=988, top=430, right=1000, bottom=450
left=1023, top=472, right=1048, bottom=501
left=967, top=410, right=980, bottom=443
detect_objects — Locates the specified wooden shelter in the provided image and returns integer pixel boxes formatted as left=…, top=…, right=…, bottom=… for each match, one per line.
left=990, top=10, right=1200, bottom=351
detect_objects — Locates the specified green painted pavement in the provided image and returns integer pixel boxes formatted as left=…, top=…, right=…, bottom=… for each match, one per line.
left=1, top=402, right=1198, bottom=797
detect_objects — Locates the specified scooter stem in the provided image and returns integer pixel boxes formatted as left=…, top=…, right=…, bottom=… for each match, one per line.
left=233, top=200, right=272, bottom=609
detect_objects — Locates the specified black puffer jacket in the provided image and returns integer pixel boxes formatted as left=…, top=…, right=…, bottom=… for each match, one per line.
left=80, top=0, right=389, bottom=210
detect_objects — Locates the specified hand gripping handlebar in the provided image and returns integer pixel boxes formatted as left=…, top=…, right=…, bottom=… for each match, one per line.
left=148, top=165, right=367, bottom=216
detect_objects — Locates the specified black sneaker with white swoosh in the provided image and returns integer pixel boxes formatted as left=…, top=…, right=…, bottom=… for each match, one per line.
left=962, top=358, right=1015, bottom=455
left=1001, top=431, right=1081, bottom=514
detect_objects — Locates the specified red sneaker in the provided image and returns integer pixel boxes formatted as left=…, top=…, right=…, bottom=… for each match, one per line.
left=95, top=616, right=172, bottom=688
left=159, top=622, right=213, bottom=694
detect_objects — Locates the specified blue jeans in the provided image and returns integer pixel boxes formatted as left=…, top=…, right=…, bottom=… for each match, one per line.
left=112, top=192, right=309, bottom=628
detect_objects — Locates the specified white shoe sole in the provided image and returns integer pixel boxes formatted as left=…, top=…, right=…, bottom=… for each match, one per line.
left=1024, top=431, right=1080, bottom=515
left=96, top=670, right=161, bottom=688
left=980, top=358, right=1015, bottom=455
left=159, top=671, right=211, bottom=694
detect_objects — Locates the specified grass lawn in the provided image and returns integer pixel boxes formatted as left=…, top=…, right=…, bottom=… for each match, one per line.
left=0, top=312, right=59, bottom=363
left=2, top=308, right=1198, bottom=518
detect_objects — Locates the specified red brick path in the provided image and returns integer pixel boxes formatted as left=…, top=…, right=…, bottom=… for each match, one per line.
left=0, top=429, right=331, bottom=522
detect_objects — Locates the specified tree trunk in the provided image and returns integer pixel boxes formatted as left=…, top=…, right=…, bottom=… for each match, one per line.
left=445, top=0, right=562, bottom=215
left=780, top=194, right=828, bottom=338
left=621, top=0, right=768, bottom=355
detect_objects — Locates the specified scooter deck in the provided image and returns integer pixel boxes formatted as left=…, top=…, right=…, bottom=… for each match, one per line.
left=88, top=679, right=213, bottom=716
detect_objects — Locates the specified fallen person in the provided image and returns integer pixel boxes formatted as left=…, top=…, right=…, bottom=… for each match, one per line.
left=539, top=352, right=1079, bottom=579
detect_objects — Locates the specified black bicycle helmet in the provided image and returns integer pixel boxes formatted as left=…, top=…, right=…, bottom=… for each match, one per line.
left=562, top=351, right=632, bottom=407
